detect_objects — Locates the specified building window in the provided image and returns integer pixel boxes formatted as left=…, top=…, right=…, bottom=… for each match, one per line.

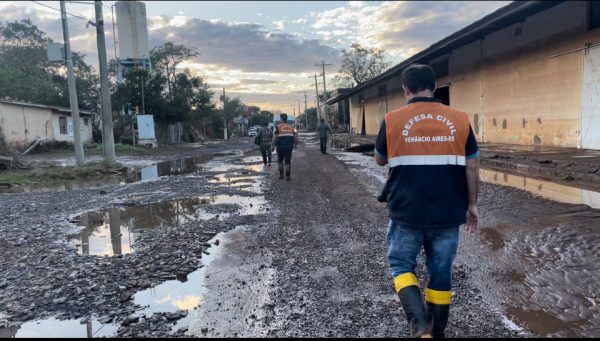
left=59, top=117, right=67, bottom=135
left=589, top=1, right=600, bottom=30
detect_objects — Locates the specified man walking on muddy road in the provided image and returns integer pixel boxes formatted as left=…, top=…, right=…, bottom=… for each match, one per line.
left=316, top=118, right=332, bottom=154
left=272, top=113, right=298, bottom=180
left=257, top=122, right=273, bottom=166
left=374, top=64, right=480, bottom=338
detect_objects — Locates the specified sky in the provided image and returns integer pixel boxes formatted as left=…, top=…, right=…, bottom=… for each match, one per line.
left=0, top=1, right=509, bottom=113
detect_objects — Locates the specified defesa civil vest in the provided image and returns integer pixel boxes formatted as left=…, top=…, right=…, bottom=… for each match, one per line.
left=276, top=122, right=295, bottom=137
left=385, top=102, right=470, bottom=167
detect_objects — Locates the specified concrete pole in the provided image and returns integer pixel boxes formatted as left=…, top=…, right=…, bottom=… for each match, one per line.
left=321, top=61, right=329, bottom=99
left=60, top=0, right=85, bottom=166
left=296, top=100, right=301, bottom=128
left=95, top=1, right=116, bottom=162
left=314, top=73, right=321, bottom=121
left=303, top=91, right=308, bottom=129
left=222, top=88, right=228, bottom=140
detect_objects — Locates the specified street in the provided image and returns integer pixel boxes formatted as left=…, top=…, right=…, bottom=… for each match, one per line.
left=1, top=134, right=598, bottom=337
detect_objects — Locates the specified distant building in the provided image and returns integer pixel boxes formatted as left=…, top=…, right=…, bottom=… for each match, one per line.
left=327, top=1, right=600, bottom=150
left=0, top=100, right=97, bottom=150
left=321, top=88, right=351, bottom=132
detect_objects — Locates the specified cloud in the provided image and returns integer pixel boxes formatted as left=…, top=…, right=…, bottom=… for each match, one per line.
left=307, top=1, right=509, bottom=62
left=147, top=15, right=341, bottom=73
left=0, top=2, right=104, bottom=69
left=238, top=79, right=282, bottom=85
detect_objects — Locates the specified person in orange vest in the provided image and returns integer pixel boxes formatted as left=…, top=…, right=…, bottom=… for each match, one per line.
left=272, top=113, right=298, bottom=180
left=374, top=64, right=480, bottom=338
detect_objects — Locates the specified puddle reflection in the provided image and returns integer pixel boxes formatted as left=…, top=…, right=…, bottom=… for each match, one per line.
left=480, top=168, right=600, bottom=209
left=67, top=195, right=268, bottom=256
left=0, top=318, right=118, bottom=338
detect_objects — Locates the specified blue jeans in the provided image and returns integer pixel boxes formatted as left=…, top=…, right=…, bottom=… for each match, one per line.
left=386, top=219, right=459, bottom=291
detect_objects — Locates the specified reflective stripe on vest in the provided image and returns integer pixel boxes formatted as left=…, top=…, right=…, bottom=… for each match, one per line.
left=388, top=154, right=466, bottom=167
left=384, top=102, right=470, bottom=167
left=277, top=123, right=294, bottom=137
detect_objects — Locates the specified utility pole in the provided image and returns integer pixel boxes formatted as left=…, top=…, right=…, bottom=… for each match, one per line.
left=313, top=73, right=321, bottom=121
left=95, top=1, right=115, bottom=162
left=302, top=91, right=308, bottom=130
left=296, top=91, right=309, bottom=130
left=60, top=0, right=85, bottom=166
left=222, top=88, right=228, bottom=140
left=315, top=60, right=332, bottom=100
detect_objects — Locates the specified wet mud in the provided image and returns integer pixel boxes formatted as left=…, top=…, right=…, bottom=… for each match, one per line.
left=474, top=168, right=600, bottom=337
left=0, top=139, right=274, bottom=338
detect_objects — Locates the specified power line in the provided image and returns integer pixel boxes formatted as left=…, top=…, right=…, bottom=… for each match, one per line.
left=31, top=1, right=95, bottom=24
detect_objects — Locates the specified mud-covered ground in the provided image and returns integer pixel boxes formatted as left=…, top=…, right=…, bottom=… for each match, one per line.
left=0, top=139, right=274, bottom=337
left=1, top=135, right=599, bottom=338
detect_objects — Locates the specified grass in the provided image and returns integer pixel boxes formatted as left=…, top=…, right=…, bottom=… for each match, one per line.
left=38, top=142, right=192, bottom=156
left=0, top=160, right=127, bottom=187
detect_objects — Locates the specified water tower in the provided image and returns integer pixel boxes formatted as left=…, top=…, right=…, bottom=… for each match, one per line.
left=115, top=1, right=156, bottom=147
left=115, top=0, right=151, bottom=79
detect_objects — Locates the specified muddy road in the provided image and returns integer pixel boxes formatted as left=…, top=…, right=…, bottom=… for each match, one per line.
left=1, top=135, right=599, bottom=337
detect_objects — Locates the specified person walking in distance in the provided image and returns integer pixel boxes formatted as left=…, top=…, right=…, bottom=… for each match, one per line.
left=374, top=64, right=480, bottom=338
left=272, top=113, right=298, bottom=180
left=316, top=118, right=332, bottom=154
left=257, top=122, right=273, bottom=166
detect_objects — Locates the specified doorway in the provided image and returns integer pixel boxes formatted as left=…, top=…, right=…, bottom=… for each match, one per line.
left=361, top=106, right=366, bottom=135
left=434, top=85, right=450, bottom=105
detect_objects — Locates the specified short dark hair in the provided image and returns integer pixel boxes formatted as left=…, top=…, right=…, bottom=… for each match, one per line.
left=401, top=64, right=436, bottom=93
left=320, top=119, right=325, bottom=123
left=280, top=113, right=288, bottom=122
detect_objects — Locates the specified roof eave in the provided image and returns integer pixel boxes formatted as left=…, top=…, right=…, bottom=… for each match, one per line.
left=333, top=0, right=564, bottom=101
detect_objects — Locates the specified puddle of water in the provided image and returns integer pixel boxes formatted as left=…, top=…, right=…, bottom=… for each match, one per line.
left=480, top=168, right=600, bottom=209
left=132, top=229, right=236, bottom=331
left=129, top=154, right=218, bottom=182
left=0, top=178, right=125, bottom=194
left=0, top=318, right=118, bottom=338
left=67, top=195, right=268, bottom=256
left=506, top=306, right=585, bottom=337
left=0, top=152, right=236, bottom=194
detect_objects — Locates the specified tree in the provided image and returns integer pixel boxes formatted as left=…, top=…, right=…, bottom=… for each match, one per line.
left=0, top=20, right=98, bottom=110
left=334, top=43, right=389, bottom=87
left=150, top=42, right=198, bottom=96
left=297, top=107, right=318, bottom=131
left=249, top=110, right=273, bottom=127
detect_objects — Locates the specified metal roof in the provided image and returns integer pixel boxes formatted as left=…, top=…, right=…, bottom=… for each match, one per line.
left=0, top=100, right=98, bottom=116
left=326, top=0, right=564, bottom=105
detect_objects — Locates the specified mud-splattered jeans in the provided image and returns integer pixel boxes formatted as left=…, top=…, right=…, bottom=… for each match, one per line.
left=386, top=219, right=459, bottom=291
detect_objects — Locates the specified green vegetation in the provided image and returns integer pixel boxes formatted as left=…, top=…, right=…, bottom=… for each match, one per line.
left=0, top=161, right=127, bottom=187
left=0, top=20, right=258, bottom=144
left=32, top=142, right=191, bottom=156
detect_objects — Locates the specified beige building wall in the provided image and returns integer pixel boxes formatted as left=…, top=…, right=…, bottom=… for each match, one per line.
left=0, top=102, right=93, bottom=149
left=0, top=103, right=54, bottom=149
left=343, top=1, right=600, bottom=149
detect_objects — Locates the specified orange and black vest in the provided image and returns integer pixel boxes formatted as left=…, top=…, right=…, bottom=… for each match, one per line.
left=375, top=97, right=478, bottom=227
left=275, top=122, right=295, bottom=148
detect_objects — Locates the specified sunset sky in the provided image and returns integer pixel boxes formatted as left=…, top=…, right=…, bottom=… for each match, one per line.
left=0, top=1, right=509, bottom=113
